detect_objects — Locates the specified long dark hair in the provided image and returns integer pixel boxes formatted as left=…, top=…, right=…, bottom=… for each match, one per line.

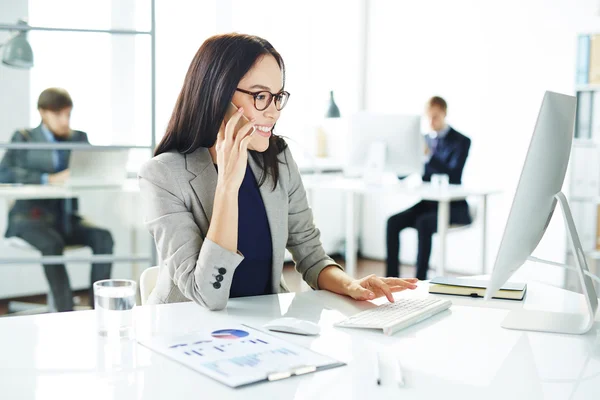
left=154, top=33, right=288, bottom=189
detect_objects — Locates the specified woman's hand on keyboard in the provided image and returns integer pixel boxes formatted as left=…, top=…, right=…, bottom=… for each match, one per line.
left=345, top=275, right=419, bottom=303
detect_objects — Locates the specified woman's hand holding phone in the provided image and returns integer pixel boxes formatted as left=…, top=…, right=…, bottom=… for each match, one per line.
left=207, top=105, right=254, bottom=253
left=215, top=105, right=255, bottom=193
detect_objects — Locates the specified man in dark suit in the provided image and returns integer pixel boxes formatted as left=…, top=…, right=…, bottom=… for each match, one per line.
left=0, top=88, right=113, bottom=312
left=386, top=96, right=471, bottom=280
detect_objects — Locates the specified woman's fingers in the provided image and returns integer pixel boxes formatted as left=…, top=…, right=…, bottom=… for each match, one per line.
left=349, top=284, right=375, bottom=301
left=227, top=132, right=253, bottom=173
left=236, top=119, right=255, bottom=142
left=233, top=119, right=255, bottom=153
left=347, top=276, right=420, bottom=303
left=217, top=121, right=226, bottom=143
left=239, top=133, right=253, bottom=152
left=381, top=277, right=418, bottom=289
left=369, top=277, right=395, bottom=303
left=224, top=107, right=244, bottom=142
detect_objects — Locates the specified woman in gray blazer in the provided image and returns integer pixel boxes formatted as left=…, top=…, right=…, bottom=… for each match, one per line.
left=139, top=33, right=418, bottom=310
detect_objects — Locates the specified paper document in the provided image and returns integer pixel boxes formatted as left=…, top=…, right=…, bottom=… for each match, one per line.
left=138, top=324, right=344, bottom=388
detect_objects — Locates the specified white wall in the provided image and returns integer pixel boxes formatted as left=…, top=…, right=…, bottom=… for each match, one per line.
left=151, top=0, right=363, bottom=161
left=364, top=0, right=600, bottom=285
left=154, top=0, right=217, bottom=144
left=228, top=0, right=363, bottom=137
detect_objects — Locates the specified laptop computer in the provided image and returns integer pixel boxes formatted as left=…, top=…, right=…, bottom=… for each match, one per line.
left=65, top=149, right=129, bottom=188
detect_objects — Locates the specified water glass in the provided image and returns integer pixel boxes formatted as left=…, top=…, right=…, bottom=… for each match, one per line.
left=94, top=279, right=137, bottom=338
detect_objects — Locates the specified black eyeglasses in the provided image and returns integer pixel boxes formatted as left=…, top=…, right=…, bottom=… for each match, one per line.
left=235, top=88, right=290, bottom=111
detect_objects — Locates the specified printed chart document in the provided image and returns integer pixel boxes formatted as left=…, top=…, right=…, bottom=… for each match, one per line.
left=138, top=324, right=345, bottom=388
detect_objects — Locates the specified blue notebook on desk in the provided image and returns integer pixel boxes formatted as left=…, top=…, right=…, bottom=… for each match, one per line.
left=138, top=324, right=345, bottom=388
left=429, top=277, right=527, bottom=301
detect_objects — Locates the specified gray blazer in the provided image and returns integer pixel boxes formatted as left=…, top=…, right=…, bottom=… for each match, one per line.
left=138, top=146, right=342, bottom=310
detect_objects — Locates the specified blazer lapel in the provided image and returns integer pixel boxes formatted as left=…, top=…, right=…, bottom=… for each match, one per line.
left=186, top=148, right=218, bottom=225
left=30, top=125, right=56, bottom=172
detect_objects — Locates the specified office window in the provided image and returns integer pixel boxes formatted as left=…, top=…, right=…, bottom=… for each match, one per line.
left=27, top=0, right=152, bottom=148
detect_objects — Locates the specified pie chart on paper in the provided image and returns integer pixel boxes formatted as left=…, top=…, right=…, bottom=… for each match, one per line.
left=211, top=329, right=249, bottom=339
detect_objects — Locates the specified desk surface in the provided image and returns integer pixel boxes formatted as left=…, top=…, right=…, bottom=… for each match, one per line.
left=0, top=279, right=598, bottom=400
left=302, top=174, right=499, bottom=201
left=0, top=179, right=140, bottom=200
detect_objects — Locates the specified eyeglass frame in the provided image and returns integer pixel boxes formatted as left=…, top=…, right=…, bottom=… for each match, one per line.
left=235, top=88, right=290, bottom=111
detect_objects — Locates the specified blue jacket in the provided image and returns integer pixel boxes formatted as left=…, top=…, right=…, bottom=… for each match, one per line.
left=0, top=125, right=89, bottom=234
left=423, top=127, right=472, bottom=225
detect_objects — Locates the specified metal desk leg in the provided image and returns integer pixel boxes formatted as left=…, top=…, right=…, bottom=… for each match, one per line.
left=437, top=200, right=450, bottom=277
left=480, top=195, right=488, bottom=275
left=345, top=191, right=357, bottom=278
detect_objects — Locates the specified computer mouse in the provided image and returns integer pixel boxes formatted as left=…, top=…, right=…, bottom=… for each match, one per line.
left=263, top=317, right=321, bottom=336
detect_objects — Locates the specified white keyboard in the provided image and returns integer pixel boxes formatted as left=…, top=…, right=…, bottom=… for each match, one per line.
left=335, top=297, right=452, bottom=336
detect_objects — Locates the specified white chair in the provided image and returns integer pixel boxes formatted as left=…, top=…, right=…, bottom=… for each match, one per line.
left=140, top=266, right=159, bottom=305
left=432, top=200, right=479, bottom=277
left=448, top=200, right=478, bottom=231
left=4, top=237, right=90, bottom=314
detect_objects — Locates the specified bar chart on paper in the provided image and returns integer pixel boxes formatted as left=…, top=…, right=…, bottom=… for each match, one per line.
left=138, top=325, right=344, bottom=387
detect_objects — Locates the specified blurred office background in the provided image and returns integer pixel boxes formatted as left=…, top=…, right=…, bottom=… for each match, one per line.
left=1, top=0, right=599, bottom=314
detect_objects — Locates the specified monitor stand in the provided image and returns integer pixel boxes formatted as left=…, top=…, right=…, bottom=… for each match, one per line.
left=501, top=192, right=599, bottom=335
left=362, top=141, right=386, bottom=185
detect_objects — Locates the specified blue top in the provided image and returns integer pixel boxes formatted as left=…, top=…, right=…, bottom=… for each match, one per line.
left=229, top=164, right=273, bottom=298
left=40, top=124, right=69, bottom=184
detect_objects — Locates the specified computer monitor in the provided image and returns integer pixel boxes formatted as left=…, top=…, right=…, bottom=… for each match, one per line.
left=346, top=112, right=423, bottom=178
left=485, top=91, right=598, bottom=334
left=66, top=149, right=129, bottom=188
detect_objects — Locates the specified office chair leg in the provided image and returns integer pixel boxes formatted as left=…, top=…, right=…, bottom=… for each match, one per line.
left=6, top=290, right=90, bottom=315
left=47, top=291, right=57, bottom=313
left=7, top=290, right=58, bottom=315
left=7, top=300, right=50, bottom=315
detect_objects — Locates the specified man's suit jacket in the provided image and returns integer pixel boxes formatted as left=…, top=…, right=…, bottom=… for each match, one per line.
left=0, top=125, right=89, bottom=234
left=423, top=127, right=472, bottom=225
left=138, top=146, right=342, bottom=311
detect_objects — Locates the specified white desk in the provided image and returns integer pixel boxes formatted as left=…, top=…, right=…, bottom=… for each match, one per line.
left=303, top=175, right=499, bottom=277
left=0, top=179, right=141, bottom=201
left=1, top=276, right=598, bottom=400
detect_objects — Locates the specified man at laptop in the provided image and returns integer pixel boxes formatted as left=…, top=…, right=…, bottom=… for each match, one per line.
left=386, top=96, right=471, bottom=280
left=0, top=88, right=114, bottom=312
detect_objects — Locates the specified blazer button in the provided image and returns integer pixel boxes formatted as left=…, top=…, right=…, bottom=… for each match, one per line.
left=213, top=282, right=221, bottom=289
left=215, top=275, right=224, bottom=282
left=218, top=267, right=227, bottom=275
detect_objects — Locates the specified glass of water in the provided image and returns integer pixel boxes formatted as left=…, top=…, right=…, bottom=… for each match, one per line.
left=94, top=279, right=137, bottom=338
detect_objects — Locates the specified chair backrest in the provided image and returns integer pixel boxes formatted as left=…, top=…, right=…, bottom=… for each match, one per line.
left=448, top=200, right=478, bottom=231
left=468, top=200, right=478, bottom=222
left=140, top=266, right=159, bottom=305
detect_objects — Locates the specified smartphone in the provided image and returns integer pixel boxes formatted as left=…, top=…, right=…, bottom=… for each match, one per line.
left=224, top=102, right=251, bottom=136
